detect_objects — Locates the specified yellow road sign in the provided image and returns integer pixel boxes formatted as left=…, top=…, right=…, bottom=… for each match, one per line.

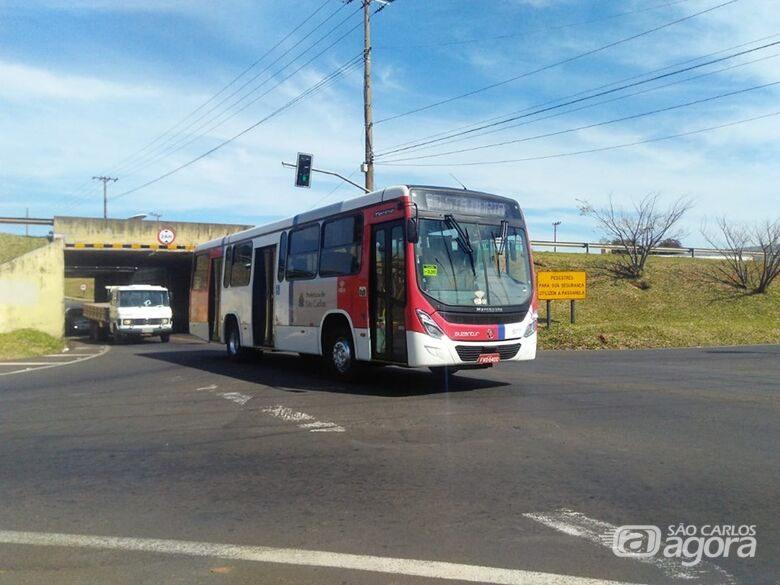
left=537, top=271, right=587, bottom=300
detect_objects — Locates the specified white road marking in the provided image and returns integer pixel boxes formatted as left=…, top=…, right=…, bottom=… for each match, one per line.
left=0, top=345, right=109, bottom=377
left=523, top=509, right=737, bottom=584
left=196, top=384, right=219, bottom=391
left=299, top=421, right=346, bottom=432
left=262, top=405, right=345, bottom=433
left=262, top=405, right=313, bottom=422
left=0, top=529, right=648, bottom=585
left=219, top=392, right=251, bottom=406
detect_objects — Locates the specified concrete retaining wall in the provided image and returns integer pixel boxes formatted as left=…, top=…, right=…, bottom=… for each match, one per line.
left=0, top=238, right=64, bottom=337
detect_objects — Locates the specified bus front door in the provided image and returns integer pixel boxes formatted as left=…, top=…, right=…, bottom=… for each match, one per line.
left=370, top=221, right=407, bottom=363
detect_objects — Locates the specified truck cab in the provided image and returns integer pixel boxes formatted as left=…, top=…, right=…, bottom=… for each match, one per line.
left=85, top=285, right=173, bottom=343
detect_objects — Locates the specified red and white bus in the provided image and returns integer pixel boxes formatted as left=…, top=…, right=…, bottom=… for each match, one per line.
left=189, top=185, right=537, bottom=378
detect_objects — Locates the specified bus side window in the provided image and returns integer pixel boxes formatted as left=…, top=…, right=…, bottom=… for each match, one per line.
left=230, top=242, right=253, bottom=287
left=192, top=253, right=209, bottom=291
left=223, top=245, right=233, bottom=288
left=278, top=232, right=287, bottom=282
left=320, top=215, right=362, bottom=276
left=286, top=224, right=319, bottom=280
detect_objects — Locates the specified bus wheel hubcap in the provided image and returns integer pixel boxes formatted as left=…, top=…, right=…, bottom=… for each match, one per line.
left=332, top=340, right=350, bottom=372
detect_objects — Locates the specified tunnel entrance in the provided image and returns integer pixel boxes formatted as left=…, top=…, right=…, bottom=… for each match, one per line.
left=55, top=216, right=251, bottom=335
left=65, top=249, right=193, bottom=333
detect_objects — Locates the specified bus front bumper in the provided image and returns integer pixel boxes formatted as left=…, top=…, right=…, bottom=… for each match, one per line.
left=405, top=329, right=537, bottom=368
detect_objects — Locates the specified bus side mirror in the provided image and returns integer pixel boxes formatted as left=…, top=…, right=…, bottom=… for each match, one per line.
left=406, top=218, right=419, bottom=243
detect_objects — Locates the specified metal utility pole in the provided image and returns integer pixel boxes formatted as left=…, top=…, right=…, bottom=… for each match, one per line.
left=92, top=176, right=118, bottom=219
left=553, top=220, right=561, bottom=253
left=362, top=0, right=374, bottom=192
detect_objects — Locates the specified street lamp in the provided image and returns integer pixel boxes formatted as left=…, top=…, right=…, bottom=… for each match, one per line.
left=552, top=221, right=562, bottom=253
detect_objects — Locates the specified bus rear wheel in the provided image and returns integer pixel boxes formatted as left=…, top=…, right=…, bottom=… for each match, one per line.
left=324, top=328, right=357, bottom=381
left=225, top=321, right=244, bottom=360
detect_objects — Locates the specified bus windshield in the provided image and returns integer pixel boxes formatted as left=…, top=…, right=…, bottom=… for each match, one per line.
left=415, top=218, right=532, bottom=307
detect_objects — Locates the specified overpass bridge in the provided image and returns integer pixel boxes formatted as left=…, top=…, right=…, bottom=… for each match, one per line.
left=1, top=216, right=250, bottom=336
left=57, top=216, right=251, bottom=331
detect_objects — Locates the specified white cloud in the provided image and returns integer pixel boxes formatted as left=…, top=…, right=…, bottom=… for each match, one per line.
left=0, top=60, right=158, bottom=102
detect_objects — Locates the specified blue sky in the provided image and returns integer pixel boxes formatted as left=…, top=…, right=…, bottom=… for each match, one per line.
left=1, top=0, right=779, bottom=245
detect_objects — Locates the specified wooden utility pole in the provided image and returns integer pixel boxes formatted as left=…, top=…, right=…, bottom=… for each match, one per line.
left=362, top=0, right=374, bottom=192
left=92, top=176, right=118, bottom=219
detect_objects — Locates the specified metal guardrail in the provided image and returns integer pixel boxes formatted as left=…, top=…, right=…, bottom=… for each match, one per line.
left=0, top=216, right=762, bottom=259
left=530, top=240, right=765, bottom=259
left=0, top=216, right=53, bottom=226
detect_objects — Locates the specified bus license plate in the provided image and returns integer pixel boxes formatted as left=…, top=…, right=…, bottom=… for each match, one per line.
left=477, top=353, right=501, bottom=364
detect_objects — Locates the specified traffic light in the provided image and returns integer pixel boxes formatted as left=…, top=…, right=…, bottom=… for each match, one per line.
left=295, top=153, right=313, bottom=188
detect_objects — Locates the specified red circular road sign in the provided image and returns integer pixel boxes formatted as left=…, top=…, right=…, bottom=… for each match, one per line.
left=157, top=227, right=176, bottom=245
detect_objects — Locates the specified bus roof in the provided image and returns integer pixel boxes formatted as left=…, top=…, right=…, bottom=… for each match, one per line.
left=195, top=184, right=520, bottom=252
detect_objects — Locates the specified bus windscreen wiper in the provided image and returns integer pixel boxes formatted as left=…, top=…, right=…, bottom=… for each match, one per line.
left=444, top=214, right=476, bottom=275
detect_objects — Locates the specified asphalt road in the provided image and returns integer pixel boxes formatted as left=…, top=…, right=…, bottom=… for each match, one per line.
left=0, top=337, right=777, bottom=585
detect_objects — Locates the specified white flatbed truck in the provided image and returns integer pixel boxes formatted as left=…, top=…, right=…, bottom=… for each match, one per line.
left=83, top=285, right=173, bottom=343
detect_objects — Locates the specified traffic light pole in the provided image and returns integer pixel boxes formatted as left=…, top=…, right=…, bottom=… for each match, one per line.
left=282, top=162, right=370, bottom=193
left=363, top=0, right=374, bottom=192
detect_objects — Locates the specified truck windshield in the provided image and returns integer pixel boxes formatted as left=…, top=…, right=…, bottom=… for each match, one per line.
left=415, top=218, right=532, bottom=307
left=119, top=290, right=169, bottom=307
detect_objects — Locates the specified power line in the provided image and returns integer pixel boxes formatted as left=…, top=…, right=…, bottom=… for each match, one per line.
left=107, top=0, right=338, bottom=178
left=56, top=0, right=343, bottom=213
left=376, top=109, right=780, bottom=167
left=117, top=22, right=364, bottom=184
left=376, top=33, right=780, bottom=155
left=375, top=38, right=780, bottom=159
left=112, top=4, right=362, bottom=180
left=110, top=54, right=364, bottom=201
left=375, top=0, right=696, bottom=50
left=374, top=0, right=738, bottom=125
left=384, top=50, right=780, bottom=157
left=378, top=81, right=780, bottom=163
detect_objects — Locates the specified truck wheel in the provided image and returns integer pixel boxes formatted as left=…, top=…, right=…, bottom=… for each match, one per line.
left=160, top=333, right=170, bottom=343
left=324, top=327, right=358, bottom=381
left=89, top=321, right=99, bottom=342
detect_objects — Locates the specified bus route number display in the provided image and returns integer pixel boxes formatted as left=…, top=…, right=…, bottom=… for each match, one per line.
left=537, top=271, right=587, bottom=300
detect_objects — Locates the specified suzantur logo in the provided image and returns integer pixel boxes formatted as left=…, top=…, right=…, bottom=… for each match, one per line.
left=612, top=524, right=757, bottom=567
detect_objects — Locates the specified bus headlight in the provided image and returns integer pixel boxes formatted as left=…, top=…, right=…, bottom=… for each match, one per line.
left=122, top=319, right=133, bottom=326
left=161, top=318, right=169, bottom=325
left=416, top=309, right=444, bottom=339
left=524, top=313, right=537, bottom=337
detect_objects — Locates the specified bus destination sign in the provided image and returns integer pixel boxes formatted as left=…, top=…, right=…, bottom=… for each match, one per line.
left=421, top=192, right=514, bottom=217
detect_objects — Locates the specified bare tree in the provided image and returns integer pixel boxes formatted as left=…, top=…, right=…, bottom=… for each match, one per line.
left=702, top=218, right=780, bottom=294
left=578, top=194, right=693, bottom=277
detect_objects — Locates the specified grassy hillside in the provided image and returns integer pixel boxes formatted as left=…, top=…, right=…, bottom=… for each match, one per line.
left=0, top=233, right=48, bottom=264
left=0, top=329, right=64, bottom=360
left=535, top=252, right=780, bottom=350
